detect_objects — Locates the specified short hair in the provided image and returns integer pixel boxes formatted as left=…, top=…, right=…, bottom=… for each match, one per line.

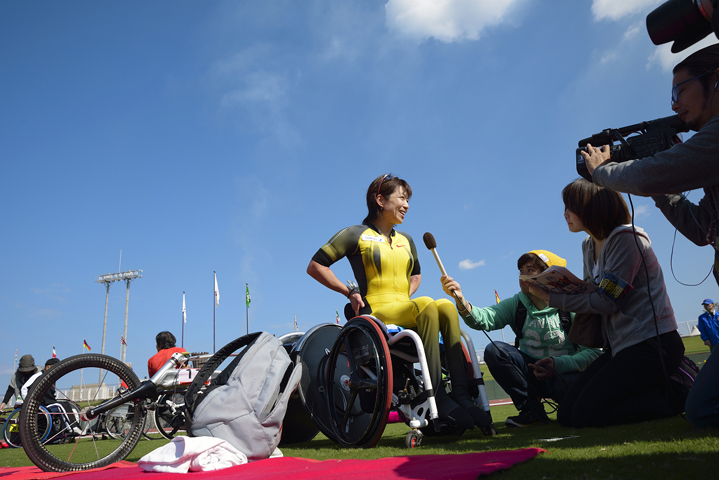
left=562, top=178, right=631, bottom=240
left=362, top=174, right=412, bottom=225
left=673, top=43, right=719, bottom=94
left=517, top=253, right=549, bottom=272
left=45, top=358, right=60, bottom=367
left=156, top=331, right=177, bottom=350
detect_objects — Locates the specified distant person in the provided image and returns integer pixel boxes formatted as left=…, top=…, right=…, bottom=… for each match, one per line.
left=698, top=299, right=719, bottom=352
left=148, top=331, right=187, bottom=378
left=0, top=354, right=37, bottom=411
left=442, top=250, right=601, bottom=427
left=22, top=358, right=61, bottom=406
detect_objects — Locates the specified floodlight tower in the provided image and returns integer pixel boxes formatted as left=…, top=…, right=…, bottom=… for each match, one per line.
left=96, top=269, right=143, bottom=363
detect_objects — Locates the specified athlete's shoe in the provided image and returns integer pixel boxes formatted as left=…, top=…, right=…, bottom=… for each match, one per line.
left=435, top=388, right=475, bottom=430
left=505, top=408, right=550, bottom=428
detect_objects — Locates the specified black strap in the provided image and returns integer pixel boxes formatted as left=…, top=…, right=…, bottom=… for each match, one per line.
left=184, top=332, right=263, bottom=416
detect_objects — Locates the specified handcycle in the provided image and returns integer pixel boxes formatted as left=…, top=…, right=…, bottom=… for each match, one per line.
left=19, top=352, right=191, bottom=471
left=19, top=349, right=226, bottom=472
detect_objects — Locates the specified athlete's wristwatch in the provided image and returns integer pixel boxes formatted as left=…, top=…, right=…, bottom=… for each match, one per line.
left=346, top=281, right=360, bottom=298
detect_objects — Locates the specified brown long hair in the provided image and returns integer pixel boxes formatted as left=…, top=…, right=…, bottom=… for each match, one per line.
left=562, top=178, right=630, bottom=240
left=362, top=174, right=412, bottom=225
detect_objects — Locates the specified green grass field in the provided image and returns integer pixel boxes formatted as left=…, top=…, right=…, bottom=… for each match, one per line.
left=2, top=336, right=716, bottom=478
left=3, top=403, right=718, bottom=479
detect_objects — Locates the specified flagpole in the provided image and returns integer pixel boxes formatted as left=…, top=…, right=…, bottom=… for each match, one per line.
left=181, top=291, right=185, bottom=349
left=213, top=272, right=216, bottom=353
left=246, top=283, right=249, bottom=335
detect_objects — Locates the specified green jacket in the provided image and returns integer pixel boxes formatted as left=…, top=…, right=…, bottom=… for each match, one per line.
left=462, top=291, right=601, bottom=374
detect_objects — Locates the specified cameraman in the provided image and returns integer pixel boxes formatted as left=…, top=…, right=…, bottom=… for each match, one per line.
left=582, top=43, right=719, bottom=429
left=583, top=43, right=719, bottom=282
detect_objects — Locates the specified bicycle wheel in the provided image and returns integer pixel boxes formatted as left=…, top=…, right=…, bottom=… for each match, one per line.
left=3, top=406, right=51, bottom=448
left=19, top=354, right=144, bottom=472
left=153, top=392, right=186, bottom=440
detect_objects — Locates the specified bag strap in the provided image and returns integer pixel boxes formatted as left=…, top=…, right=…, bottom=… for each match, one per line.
left=184, top=331, right=264, bottom=416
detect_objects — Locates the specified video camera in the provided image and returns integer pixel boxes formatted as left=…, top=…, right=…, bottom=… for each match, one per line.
left=647, top=0, right=719, bottom=53
left=575, top=115, right=688, bottom=182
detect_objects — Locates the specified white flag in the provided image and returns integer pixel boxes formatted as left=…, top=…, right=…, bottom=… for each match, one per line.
left=214, top=273, right=220, bottom=307
left=182, top=292, right=187, bottom=323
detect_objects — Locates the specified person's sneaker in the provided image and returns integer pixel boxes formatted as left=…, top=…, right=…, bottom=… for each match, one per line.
left=505, top=408, right=549, bottom=428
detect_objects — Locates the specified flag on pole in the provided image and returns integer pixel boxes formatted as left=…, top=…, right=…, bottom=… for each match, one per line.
left=52, top=345, right=57, bottom=358
left=294, top=314, right=298, bottom=332
left=83, top=339, right=91, bottom=351
left=246, top=284, right=251, bottom=307
left=336, top=308, right=340, bottom=325
left=182, top=292, right=187, bottom=323
left=121, top=336, right=127, bottom=346
left=214, top=273, right=220, bottom=307
left=495, top=290, right=501, bottom=304
left=15, top=348, right=18, bottom=361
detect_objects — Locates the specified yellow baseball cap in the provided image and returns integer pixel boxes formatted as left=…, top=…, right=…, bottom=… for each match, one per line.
left=528, top=250, right=566, bottom=268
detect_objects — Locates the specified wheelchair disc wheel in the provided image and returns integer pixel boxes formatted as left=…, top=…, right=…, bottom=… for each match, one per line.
left=3, top=406, right=51, bottom=448
left=153, top=392, right=186, bottom=440
left=19, top=354, right=143, bottom=472
left=326, top=316, right=393, bottom=448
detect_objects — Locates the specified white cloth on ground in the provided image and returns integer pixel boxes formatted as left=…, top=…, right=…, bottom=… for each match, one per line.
left=138, top=436, right=249, bottom=473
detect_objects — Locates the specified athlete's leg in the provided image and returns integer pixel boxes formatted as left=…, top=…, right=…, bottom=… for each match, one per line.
left=437, top=300, right=492, bottom=428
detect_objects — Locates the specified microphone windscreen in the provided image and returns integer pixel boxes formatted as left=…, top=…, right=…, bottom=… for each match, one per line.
left=422, top=232, right=436, bottom=250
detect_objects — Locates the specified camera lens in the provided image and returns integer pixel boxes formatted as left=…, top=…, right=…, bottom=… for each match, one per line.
left=646, top=0, right=714, bottom=53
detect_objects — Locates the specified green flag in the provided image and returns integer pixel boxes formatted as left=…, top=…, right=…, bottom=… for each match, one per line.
left=245, top=284, right=251, bottom=307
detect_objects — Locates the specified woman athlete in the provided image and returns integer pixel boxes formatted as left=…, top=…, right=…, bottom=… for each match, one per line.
left=307, top=173, right=490, bottom=430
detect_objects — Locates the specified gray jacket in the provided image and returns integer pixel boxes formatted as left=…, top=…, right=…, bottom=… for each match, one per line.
left=548, top=225, right=677, bottom=356
left=592, top=113, right=719, bottom=247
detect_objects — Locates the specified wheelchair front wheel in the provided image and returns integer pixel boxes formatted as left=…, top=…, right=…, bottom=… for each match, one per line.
left=19, top=354, right=144, bottom=472
left=153, top=392, right=186, bottom=440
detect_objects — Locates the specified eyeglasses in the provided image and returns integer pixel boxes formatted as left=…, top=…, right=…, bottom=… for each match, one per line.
left=377, top=174, right=394, bottom=195
left=671, top=73, right=708, bottom=105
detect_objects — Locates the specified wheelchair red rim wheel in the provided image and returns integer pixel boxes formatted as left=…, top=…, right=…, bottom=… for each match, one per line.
left=325, top=315, right=393, bottom=448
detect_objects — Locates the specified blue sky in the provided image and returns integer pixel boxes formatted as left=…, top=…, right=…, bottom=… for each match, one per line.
left=2, top=0, right=718, bottom=384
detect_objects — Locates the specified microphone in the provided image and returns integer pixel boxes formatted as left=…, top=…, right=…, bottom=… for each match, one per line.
left=422, top=232, right=448, bottom=276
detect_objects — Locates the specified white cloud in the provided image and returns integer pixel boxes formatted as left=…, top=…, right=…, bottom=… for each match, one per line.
left=591, top=0, right=662, bottom=22
left=647, top=37, right=719, bottom=73
left=385, top=0, right=521, bottom=43
left=633, top=204, right=651, bottom=218
left=220, top=71, right=289, bottom=109
left=459, top=258, right=486, bottom=270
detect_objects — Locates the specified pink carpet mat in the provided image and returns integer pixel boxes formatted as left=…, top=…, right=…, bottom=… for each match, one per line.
left=0, top=448, right=546, bottom=480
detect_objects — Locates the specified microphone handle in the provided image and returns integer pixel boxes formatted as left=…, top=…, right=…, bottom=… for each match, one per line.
left=430, top=248, right=448, bottom=276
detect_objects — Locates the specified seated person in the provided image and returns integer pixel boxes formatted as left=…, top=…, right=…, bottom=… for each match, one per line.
left=442, top=250, right=601, bottom=427
left=307, top=174, right=491, bottom=430
left=148, top=331, right=188, bottom=378
left=22, top=358, right=61, bottom=407
left=0, top=354, right=37, bottom=411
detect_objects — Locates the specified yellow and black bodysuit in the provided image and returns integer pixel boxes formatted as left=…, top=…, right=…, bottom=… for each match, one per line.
left=312, top=222, right=467, bottom=390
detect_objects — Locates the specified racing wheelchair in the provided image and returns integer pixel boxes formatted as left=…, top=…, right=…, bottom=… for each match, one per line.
left=292, top=314, right=495, bottom=449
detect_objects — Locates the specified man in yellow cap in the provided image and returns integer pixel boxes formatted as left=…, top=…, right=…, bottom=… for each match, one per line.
left=442, top=251, right=601, bottom=427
